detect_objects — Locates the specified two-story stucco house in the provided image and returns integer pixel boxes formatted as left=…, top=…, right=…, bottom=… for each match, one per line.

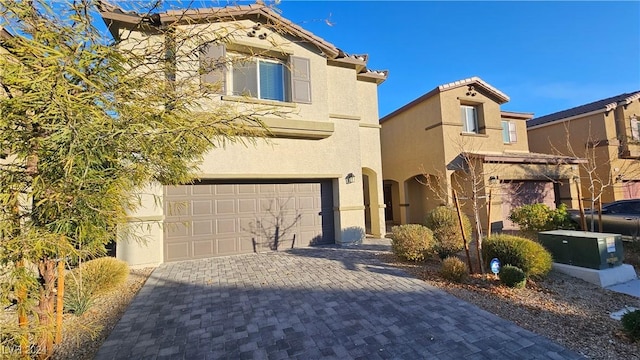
left=528, top=91, right=640, bottom=203
left=381, top=77, right=583, bottom=233
left=100, top=4, right=388, bottom=266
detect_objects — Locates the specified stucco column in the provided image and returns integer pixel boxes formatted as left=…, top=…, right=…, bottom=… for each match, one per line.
left=398, top=181, right=410, bottom=225
left=116, top=183, right=164, bottom=268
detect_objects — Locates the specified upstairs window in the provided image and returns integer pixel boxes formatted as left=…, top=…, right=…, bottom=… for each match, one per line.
left=233, top=59, right=286, bottom=102
left=631, top=116, right=639, bottom=141
left=461, top=105, right=478, bottom=133
left=501, top=120, right=517, bottom=143
left=200, top=44, right=311, bottom=104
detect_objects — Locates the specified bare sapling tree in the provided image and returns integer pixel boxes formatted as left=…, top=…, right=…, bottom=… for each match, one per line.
left=417, top=135, right=502, bottom=275
left=552, top=121, right=640, bottom=231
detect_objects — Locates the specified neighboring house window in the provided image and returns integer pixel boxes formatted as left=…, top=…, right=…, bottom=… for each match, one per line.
left=200, top=44, right=312, bottom=104
left=461, top=105, right=478, bottom=133
left=631, top=116, right=640, bottom=141
left=501, top=120, right=517, bottom=143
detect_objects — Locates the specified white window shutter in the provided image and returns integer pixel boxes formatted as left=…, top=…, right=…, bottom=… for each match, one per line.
left=631, top=117, right=639, bottom=141
left=200, top=44, right=226, bottom=93
left=290, top=56, right=311, bottom=104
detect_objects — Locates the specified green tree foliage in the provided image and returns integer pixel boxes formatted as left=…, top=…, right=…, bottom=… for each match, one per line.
left=509, top=203, right=574, bottom=239
left=0, top=1, right=273, bottom=355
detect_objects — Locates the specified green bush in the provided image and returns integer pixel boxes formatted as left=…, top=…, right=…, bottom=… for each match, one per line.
left=64, top=287, right=94, bottom=315
left=64, top=257, right=129, bottom=314
left=621, top=309, right=640, bottom=342
left=482, top=234, right=553, bottom=278
left=509, top=203, right=574, bottom=238
left=390, top=224, right=434, bottom=262
left=440, top=256, right=468, bottom=283
left=425, top=206, right=472, bottom=259
left=499, top=265, right=527, bottom=288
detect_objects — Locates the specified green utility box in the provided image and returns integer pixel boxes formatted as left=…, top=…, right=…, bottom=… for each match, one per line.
left=538, top=230, right=624, bottom=270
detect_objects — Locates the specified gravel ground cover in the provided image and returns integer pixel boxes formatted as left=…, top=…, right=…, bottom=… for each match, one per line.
left=376, top=241, right=640, bottom=360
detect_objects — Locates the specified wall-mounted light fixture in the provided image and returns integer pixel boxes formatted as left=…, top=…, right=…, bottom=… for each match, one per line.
left=616, top=174, right=625, bottom=183
left=572, top=175, right=581, bottom=184
left=346, top=173, right=356, bottom=184
left=488, top=176, right=499, bottom=185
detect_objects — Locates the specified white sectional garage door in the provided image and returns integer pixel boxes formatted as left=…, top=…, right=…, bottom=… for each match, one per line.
left=163, top=181, right=334, bottom=262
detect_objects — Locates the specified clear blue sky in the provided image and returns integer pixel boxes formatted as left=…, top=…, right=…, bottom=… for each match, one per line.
left=271, top=1, right=640, bottom=119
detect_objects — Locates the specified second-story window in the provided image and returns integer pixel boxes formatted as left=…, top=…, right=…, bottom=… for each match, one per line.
left=501, top=120, right=517, bottom=143
left=233, top=59, right=286, bottom=102
left=200, top=44, right=312, bottom=104
left=461, top=105, right=478, bottom=133
left=630, top=116, right=639, bottom=141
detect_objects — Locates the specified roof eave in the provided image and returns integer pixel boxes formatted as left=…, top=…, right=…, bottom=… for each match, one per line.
left=357, top=72, right=387, bottom=85
left=100, top=5, right=340, bottom=58
left=465, top=152, right=586, bottom=165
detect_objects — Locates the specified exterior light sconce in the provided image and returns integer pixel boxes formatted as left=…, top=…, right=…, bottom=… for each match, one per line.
left=346, top=173, right=356, bottom=184
left=616, top=174, right=625, bottom=183
left=488, top=176, right=499, bottom=185
left=572, top=176, right=581, bottom=184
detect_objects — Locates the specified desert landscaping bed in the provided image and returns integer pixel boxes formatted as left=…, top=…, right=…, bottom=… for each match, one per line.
left=376, top=241, right=640, bottom=360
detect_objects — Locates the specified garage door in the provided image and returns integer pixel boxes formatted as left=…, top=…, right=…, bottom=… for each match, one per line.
left=164, top=180, right=334, bottom=262
left=623, top=181, right=640, bottom=199
left=501, top=181, right=556, bottom=231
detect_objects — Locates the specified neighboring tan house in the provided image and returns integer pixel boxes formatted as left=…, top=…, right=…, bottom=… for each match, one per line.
left=528, top=91, right=640, bottom=204
left=380, top=77, right=583, bottom=232
left=100, top=4, right=388, bottom=266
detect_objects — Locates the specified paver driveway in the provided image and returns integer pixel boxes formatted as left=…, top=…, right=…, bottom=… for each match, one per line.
left=95, top=241, right=584, bottom=360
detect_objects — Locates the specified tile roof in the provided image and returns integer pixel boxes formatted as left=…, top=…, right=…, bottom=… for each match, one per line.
left=527, top=91, right=640, bottom=128
left=465, top=151, right=586, bottom=164
left=381, top=76, right=509, bottom=122
left=98, top=2, right=388, bottom=81
left=438, top=77, right=510, bottom=103
left=0, top=26, right=12, bottom=39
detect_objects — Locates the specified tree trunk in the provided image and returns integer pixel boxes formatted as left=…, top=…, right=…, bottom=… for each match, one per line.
left=55, top=260, right=65, bottom=344
left=453, top=190, right=473, bottom=273
left=36, top=258, right=56, bottom=358
left=16, top=259, right=29, bottom=357
left=473, top=204, right=485, bottom=274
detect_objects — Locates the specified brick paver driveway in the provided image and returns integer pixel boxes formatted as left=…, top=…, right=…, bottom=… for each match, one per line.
left=96, top=241, right=584, bottom=360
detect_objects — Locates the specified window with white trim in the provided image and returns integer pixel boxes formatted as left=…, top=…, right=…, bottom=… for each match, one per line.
left=630, top=116, right=639, bottom=141
left=501, top=120, right=517, bottom=143
left=232, top=58, right=287, bottom=102
left=461, top=105, right=478, bottom=133
left=200, top=44, right=312, bottom=104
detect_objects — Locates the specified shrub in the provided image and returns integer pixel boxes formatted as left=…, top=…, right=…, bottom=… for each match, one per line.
left=64, top=287, right=94, bottom=315
left=621, top=309, right=640, bottom=342
left=425, top=206, right=472, bottom=259
left=499, top=265, right=527, bottom=288
left=440, top=256, right=468, bottom=283
left=390, top=224, right=434, bottom=262
left=509, top=203, right=574, bottom=238
left=482, top=234, right=553, bottom=278
left=64, top=257, right=129, bottom=314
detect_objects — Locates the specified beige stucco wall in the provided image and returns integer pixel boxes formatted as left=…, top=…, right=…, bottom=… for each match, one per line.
left=118, top=18, right=386, bottom=266
left=528, top=101, right=640, bottom=204
left=382, top=81, right=581, bottom=233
